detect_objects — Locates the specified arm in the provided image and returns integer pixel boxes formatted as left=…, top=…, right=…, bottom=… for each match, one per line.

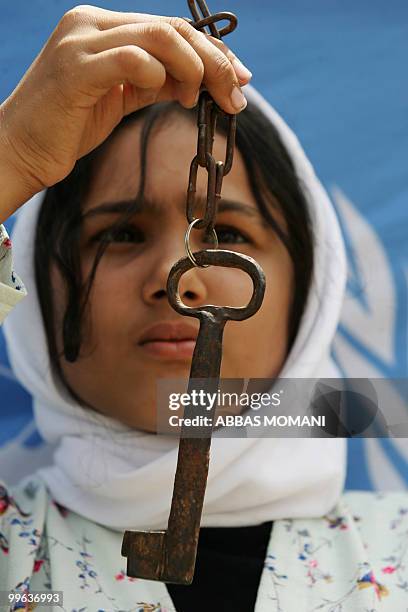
left=0, top=5, right=250, bottom=226
left=0, top=5, right=252, bottom=322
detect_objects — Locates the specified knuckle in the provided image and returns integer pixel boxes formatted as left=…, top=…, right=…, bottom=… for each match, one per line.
left=60, top=5, right=91, bottom=28
left=147, top=21, right=175, bottom=43
left=168, top=16, right=192, bottom=37
left=113, top=46, right=136, bottom=70
left=211, top=53, right=233, bottom=82
left=54, top=35, right=79, bottom=58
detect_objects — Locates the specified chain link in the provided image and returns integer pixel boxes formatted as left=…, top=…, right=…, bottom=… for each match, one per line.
left=183, top=0, right=238, bottom=267
left=185, top=218, right=218, bottom=267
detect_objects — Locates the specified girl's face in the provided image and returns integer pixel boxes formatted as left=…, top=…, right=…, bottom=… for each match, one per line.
left=56, top=112, right=294, bottom=431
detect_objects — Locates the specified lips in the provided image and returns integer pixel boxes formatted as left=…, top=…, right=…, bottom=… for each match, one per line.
left=139, top=321, right=199, bottom=344
left=138, top=321, right=199, bottom=360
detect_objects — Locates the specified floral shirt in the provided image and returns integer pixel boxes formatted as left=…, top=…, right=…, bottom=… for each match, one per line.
left=1, top=222, right=408, bottom=611
left=0, top=224, right=27, bottom=319
left=1, top=476, right=408, bottom=611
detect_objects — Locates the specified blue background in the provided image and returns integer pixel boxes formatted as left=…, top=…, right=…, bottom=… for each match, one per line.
left=0, top=0, right=407, bottom=489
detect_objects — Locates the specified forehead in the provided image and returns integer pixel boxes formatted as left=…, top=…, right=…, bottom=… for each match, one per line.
left=82, top=111, right=257, bottom=215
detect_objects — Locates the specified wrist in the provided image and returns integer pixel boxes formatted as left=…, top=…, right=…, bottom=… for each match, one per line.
left=0, top=138, right=41, bottom=225
left=0, top=104, right=43, bottom=225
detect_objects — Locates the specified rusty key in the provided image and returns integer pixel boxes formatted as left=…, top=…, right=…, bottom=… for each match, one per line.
left=121, top=248, right=265, bottom=584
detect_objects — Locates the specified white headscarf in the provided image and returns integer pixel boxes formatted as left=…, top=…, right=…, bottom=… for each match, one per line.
left=3, top=85, right=347, bottom=530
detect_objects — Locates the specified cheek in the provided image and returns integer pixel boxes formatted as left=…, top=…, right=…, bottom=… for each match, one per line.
left=205, top=247, right=293, bottom=315
left=221, top=248, right=294, bottom=376
left=83, top=264, right=142, bottom=347
left=198, top=266, right=255, bottom=307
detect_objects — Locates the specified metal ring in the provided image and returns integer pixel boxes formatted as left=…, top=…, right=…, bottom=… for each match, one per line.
left=184, top=218, right=218, bottom=268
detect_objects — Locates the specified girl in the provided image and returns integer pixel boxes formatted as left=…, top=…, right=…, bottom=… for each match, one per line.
left=0, top=6, right=406, bottom=611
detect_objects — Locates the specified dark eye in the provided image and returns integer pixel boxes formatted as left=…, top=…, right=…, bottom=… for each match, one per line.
left=92, top=225, right=143, bottom=244
left=203, top=225, right=250, bottom=245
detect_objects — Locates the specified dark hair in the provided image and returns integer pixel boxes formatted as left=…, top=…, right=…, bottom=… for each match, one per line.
left=34, top=100, right=314, bottom=401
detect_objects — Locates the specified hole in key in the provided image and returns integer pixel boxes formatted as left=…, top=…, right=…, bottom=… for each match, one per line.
left=178, top=266, right=254, bottom=308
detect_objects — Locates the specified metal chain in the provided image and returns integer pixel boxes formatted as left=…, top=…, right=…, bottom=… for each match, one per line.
left=183, top=0, right=238, bottom=267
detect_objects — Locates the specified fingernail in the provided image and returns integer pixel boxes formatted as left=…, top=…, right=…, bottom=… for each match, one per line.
left=232, top=58, right=253, bottom=82
left=230, top=85, right=247, bottom=111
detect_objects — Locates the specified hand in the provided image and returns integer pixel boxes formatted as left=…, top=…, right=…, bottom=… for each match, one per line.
left=0, top=4, right=252, bottom=217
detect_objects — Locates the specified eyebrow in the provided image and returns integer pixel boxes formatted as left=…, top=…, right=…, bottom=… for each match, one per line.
left=82, top=195, right=268, bottom=227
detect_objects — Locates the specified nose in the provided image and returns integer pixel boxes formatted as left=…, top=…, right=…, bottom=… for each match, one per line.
left=141, top=230, right=209, bottom=307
